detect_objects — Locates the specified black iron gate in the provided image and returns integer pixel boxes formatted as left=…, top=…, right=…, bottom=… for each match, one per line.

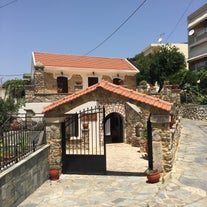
left=62, top=106, right=106, bottom=174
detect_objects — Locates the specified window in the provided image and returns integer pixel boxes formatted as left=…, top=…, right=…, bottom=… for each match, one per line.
left=113, top=78, right=124, bottom=85
left=88, top=77, right=98, bottom=87
left=57, top=77, right=68, bottom=93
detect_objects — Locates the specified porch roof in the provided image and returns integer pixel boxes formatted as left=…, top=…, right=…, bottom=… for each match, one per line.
left=42, top=80, right=173, bottom=113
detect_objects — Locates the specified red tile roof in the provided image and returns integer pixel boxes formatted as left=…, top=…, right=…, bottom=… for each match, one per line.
left=42, top=80, right=173, bottom=113
left=33, top=52, right=138, bottom=72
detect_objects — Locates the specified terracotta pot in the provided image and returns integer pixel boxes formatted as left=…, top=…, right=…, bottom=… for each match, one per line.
left=11, top=124, right=21, bottom=130
left=49, top=169, right=60, bottom=180
left=82, top=123, right=88, bottom=129
left=173, top=85, right=179, bottom=89
left=147, top=171, right=160, bottom=183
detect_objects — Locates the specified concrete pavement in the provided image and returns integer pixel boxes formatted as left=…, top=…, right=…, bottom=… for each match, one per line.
left=18, top=119, right=207, bottom=207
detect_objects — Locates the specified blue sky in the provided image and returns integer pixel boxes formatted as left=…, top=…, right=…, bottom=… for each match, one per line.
left=0, top=0, right=206, bottom=82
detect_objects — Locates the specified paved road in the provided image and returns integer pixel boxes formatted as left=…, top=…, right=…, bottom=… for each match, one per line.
left=18, top=119, right=207, bottom=207
left=148, top=118, right=207, bottom=206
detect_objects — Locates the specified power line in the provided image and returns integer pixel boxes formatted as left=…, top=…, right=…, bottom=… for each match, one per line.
left=0, top=74, right=23, bottom=77
left=0, top=0, right=18, bottom=9
left=84, top=0, right=147, bottom=56
left=166, top=0, right=194, bottom=42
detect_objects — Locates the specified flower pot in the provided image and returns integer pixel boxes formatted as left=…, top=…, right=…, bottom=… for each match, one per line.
left=146, top=170, right=160, bottom=183
left=82, top=123, right=88, bottom=129
left=173, top=85, right=179, bottom=89
left=11, top=124, right=21, bottom=130
left=49, top=169, right=60, bottom=180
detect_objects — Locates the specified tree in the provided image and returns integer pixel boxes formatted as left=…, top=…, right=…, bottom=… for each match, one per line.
left=149, top=45, right=186, bottom=91
left=128, top=53, right=152, bottom=84
left=0, top=97, right=19, bottom=131
left=3, top=79, right=29, bottom=102
left=129, top=44, right=186, bottom=92
left=0, top=79, right=30, bottom=130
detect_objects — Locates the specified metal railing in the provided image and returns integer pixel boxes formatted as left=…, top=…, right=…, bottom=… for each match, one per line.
left=0, top=114, right=45, bottom=172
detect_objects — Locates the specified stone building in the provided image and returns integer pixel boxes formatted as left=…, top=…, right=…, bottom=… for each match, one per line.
left=24, top=52, right=180, bottom=175
left=188, top=3, right=207, bottom=70
left=26, top=52, right=138, bottom=104
left=42, top=80, right=179, bottom=174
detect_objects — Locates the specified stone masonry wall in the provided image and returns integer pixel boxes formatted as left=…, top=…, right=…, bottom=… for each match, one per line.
left=26, top=65, right=137, bottom=103
left=151, top=116, right=181, bottom=173
left=181, top=104, right=207, bottom=120
left=125, top=104, right=149, bottom=149
left=45, top=89, right=178, bottom=174
left=0, top=145, right=50, bottom=207
left=46, top=123, right=62, bottom=168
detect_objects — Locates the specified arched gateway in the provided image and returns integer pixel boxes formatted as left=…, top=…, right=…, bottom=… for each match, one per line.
left=105, top=113, right=123, bottom=143
left=42, top=80, right=173, bottom=174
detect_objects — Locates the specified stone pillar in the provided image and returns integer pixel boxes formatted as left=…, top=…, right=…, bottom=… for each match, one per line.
left=25, top=109, right=35, bottom=128
left=34, top=62, right=45, bottom=94
left=46, top=121, right=63, bottom=169
left=150, top=114, right=171, bottom=173
left=152, top=130, right=163, bottom=172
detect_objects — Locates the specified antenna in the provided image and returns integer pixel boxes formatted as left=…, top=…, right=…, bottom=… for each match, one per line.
left=158, top=33, right=165, bottom=43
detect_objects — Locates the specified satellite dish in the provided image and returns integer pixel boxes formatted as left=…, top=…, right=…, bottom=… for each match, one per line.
left=189, top=29, right=194, bottom=36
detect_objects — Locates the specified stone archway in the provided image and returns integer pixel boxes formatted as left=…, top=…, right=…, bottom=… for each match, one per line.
left=43, top=80, right=175, bottom=174
left=105, top=112, right=123, bottom=143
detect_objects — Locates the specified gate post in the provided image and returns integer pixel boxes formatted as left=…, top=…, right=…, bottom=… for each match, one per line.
left=61, top=122, right=66, bottom=173
left=103, top=107, right=107, bottom=174
left=147, top=114, right=153, bottom=170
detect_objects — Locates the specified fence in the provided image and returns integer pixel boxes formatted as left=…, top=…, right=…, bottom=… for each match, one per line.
left=0, top=114, right=45, bottom=172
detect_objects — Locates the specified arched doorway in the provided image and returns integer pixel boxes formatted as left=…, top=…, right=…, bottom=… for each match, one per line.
left=105, top=113, right=123, bottom=143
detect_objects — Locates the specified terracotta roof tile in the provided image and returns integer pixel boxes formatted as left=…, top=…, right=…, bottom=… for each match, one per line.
left=33, top=52, right=138, bottom=72
left=42, top=80, right=173, bottom=113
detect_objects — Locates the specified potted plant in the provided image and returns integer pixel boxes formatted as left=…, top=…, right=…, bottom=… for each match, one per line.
left=49, top=164, right=60, bottom=180
left=146, top=169, right=160, bottom=183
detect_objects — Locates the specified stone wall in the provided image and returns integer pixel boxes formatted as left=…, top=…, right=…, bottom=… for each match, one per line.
left=151, top=117, right=181, bottom=173
left=0, top=145, right=50, bottom=207
left=44, top=88, right=178, bottom=173
left=26, top=64, right=137, bottom=103
left=125, top=103, right=149, bottom=148
left=181, top=104, right=207, bottom=120
left=46, top=123, right=62, bottom=168
left=25, top=88, right=67, bottom=102
left=138, top=85, right=181, bottom=105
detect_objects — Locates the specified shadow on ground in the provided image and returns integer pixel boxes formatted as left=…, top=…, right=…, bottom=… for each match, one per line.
left=107, top=171, right=146, bottom=176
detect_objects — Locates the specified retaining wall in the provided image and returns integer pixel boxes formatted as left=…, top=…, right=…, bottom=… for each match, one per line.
left=181, top=105, right=207, bottom=120
left=0, top=144, right=50, bottom=207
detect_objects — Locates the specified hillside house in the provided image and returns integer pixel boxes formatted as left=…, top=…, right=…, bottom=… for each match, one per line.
left=25, top=52, right=139, bottom=104
left=24, top=52, right=179, bottom=174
